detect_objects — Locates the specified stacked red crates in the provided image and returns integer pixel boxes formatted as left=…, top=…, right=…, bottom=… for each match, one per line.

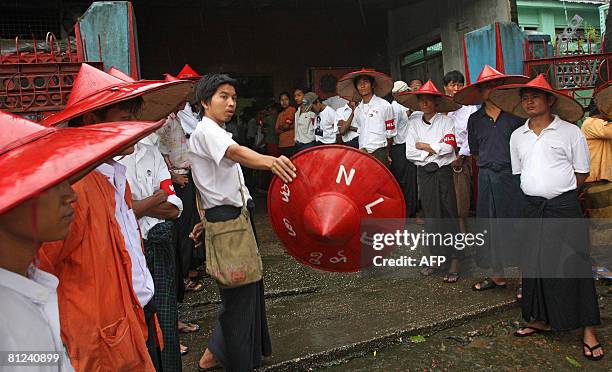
left=0, top=35, right=102, bottom=121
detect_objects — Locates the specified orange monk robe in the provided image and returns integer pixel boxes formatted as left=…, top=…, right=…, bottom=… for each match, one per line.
left=39, top=171, right=158, bottom=372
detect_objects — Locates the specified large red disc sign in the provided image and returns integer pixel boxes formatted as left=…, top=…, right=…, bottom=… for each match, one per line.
left=268, top=145, right=406, bottom=272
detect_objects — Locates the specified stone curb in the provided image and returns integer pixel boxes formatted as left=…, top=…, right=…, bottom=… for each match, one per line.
left=258, top=298, right=518, bottom=371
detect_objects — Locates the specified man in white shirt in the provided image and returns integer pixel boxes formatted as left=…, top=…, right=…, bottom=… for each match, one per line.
left=158, top=108, right=205, bottom=303
left=310, top=93, right=338, bottom=145
left=390, top=80, right=418, bottom=217
left=295, top=91, right=317, bottom=151
left=399, top=80, right=462, bottom=283
left=189, top=73, right=296, bottom=371
left=493, top=75, right=603, bottom=360
left=336, top=100, right=359, bottom=148
left=444, top=71, right=478, bottom=230
left=352, top=75, right=396, bottom=166
left=119, top=133, right=183, bottom=371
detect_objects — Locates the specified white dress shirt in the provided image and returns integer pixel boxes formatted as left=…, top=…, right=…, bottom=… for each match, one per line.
left=96, top=161, right=154, bottom=308
left=447, top=104, right=478, bottom=156
left=315, top=105, right=338, bottom=144
left=176, top=102, right=199, bottom=136
left=118, top=134, right=183, bottom=239
left=510, top=115, right=590, bottom=199
left=157, top=116, right=191, bottom=169
left=294, top=107, right=316, bottom=144
left=391, top=100, right=411, bottom=145
left=353, top=95, right=396, bottom=152
left=322, top=95, right=348, bottom=110
left=405, top=112, right=457, bottom=167
left=0, top=266, right=74, bottom=372
left=189, top=117, right=252, bottom=209
left=335, top=104, right=359, bottom=143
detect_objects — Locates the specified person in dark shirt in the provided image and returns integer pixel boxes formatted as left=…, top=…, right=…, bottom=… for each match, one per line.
left=454, top=65, right=529, bottom=295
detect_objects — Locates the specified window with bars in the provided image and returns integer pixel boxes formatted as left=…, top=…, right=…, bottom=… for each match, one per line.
left=0, top=8, right=61, bottom=39
left=400, top=40, right=443, bottom=67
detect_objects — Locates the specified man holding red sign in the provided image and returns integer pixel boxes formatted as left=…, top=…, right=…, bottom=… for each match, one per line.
left=397, top=80, right=463, bottom=283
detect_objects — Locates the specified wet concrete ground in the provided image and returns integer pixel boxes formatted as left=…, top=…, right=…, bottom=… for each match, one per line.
left=325, top=290, right=611, bottom=371
left=179, top=197, right=610, bottom=371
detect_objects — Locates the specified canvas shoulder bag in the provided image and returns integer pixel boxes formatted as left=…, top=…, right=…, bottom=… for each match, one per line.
left=196, top=166, right=263, bottom=288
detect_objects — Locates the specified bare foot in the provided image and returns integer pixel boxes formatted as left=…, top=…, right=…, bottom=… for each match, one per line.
left=583, top=326, right=605, bottom=359
left=443, top=258, right=460, bottom=283
left=198, top=348, right=219, bottom=369
left=514, top=320, right=551, bottom=336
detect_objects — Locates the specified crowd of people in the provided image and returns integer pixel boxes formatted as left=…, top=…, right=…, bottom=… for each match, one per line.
left=0, top=60, right=609, bottom=372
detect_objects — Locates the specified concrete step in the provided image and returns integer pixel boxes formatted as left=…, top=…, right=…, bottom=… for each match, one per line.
left=179, top=254, right=519, bottom=371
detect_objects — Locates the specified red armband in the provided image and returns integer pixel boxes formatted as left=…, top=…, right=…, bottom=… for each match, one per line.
left=160, top=179, right=176, bottom=196
left=442, top=134, right=457, bottom=148
left=385, top=119, right=395, bottom=131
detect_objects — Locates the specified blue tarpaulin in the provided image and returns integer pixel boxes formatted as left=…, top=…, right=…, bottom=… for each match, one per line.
left=464, top=22, right=525, bottom=83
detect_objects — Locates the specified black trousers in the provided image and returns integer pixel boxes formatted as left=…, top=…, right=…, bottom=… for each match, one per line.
left=390, top=143, right=418, bottom=217
left=204, top=204, right=270, bottom=371
left=417, top=164, right=461, bottom=260
left=173, top=171, right=201, bottom=302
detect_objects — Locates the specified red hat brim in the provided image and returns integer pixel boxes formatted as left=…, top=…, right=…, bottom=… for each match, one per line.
left=453, top=75, right=531, bottom=105
left=267, top=145, right=406, bottom=272
left=0, top=117, right=164, bottom=214
left=336, top=70, right=393, bottom=101
left=42, top=80, right=192, bottom=127
left=489, top=83, right=584, bottom=123
left=395, top=91, right=461, bottom=112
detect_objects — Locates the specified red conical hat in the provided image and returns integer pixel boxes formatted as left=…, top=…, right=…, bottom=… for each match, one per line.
left=176, top=64, right=202, bottom=80
left=43, top=63, right=192, bottom=126
left=336, top=69, right=393, bottom=101
left=0, top=110, right=164, bottom=214
left=164, top=73, right=179, bottom=82
left=268, top=145, right=406, bottom=272
left=594, top=81, right=612, bottom=118
left=395, top=80, right=461, bottom=113
left=108, top=66, right=136, bottom=82
left=454, top=65, right=530, bottom=105
left=489, top=74, right=584, bottom=123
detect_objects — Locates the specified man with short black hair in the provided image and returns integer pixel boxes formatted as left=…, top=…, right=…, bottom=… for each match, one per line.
left=336, top=100, right=360, bottom=148
left=409, top=79, right=423, bottom=91
left=190, top=73, right=296, bottom=371
left=294, top=88, right=316, bottom=151
left=311, top=94, right=338, bottom=146
left=337, top=69, right=395, bottom=166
